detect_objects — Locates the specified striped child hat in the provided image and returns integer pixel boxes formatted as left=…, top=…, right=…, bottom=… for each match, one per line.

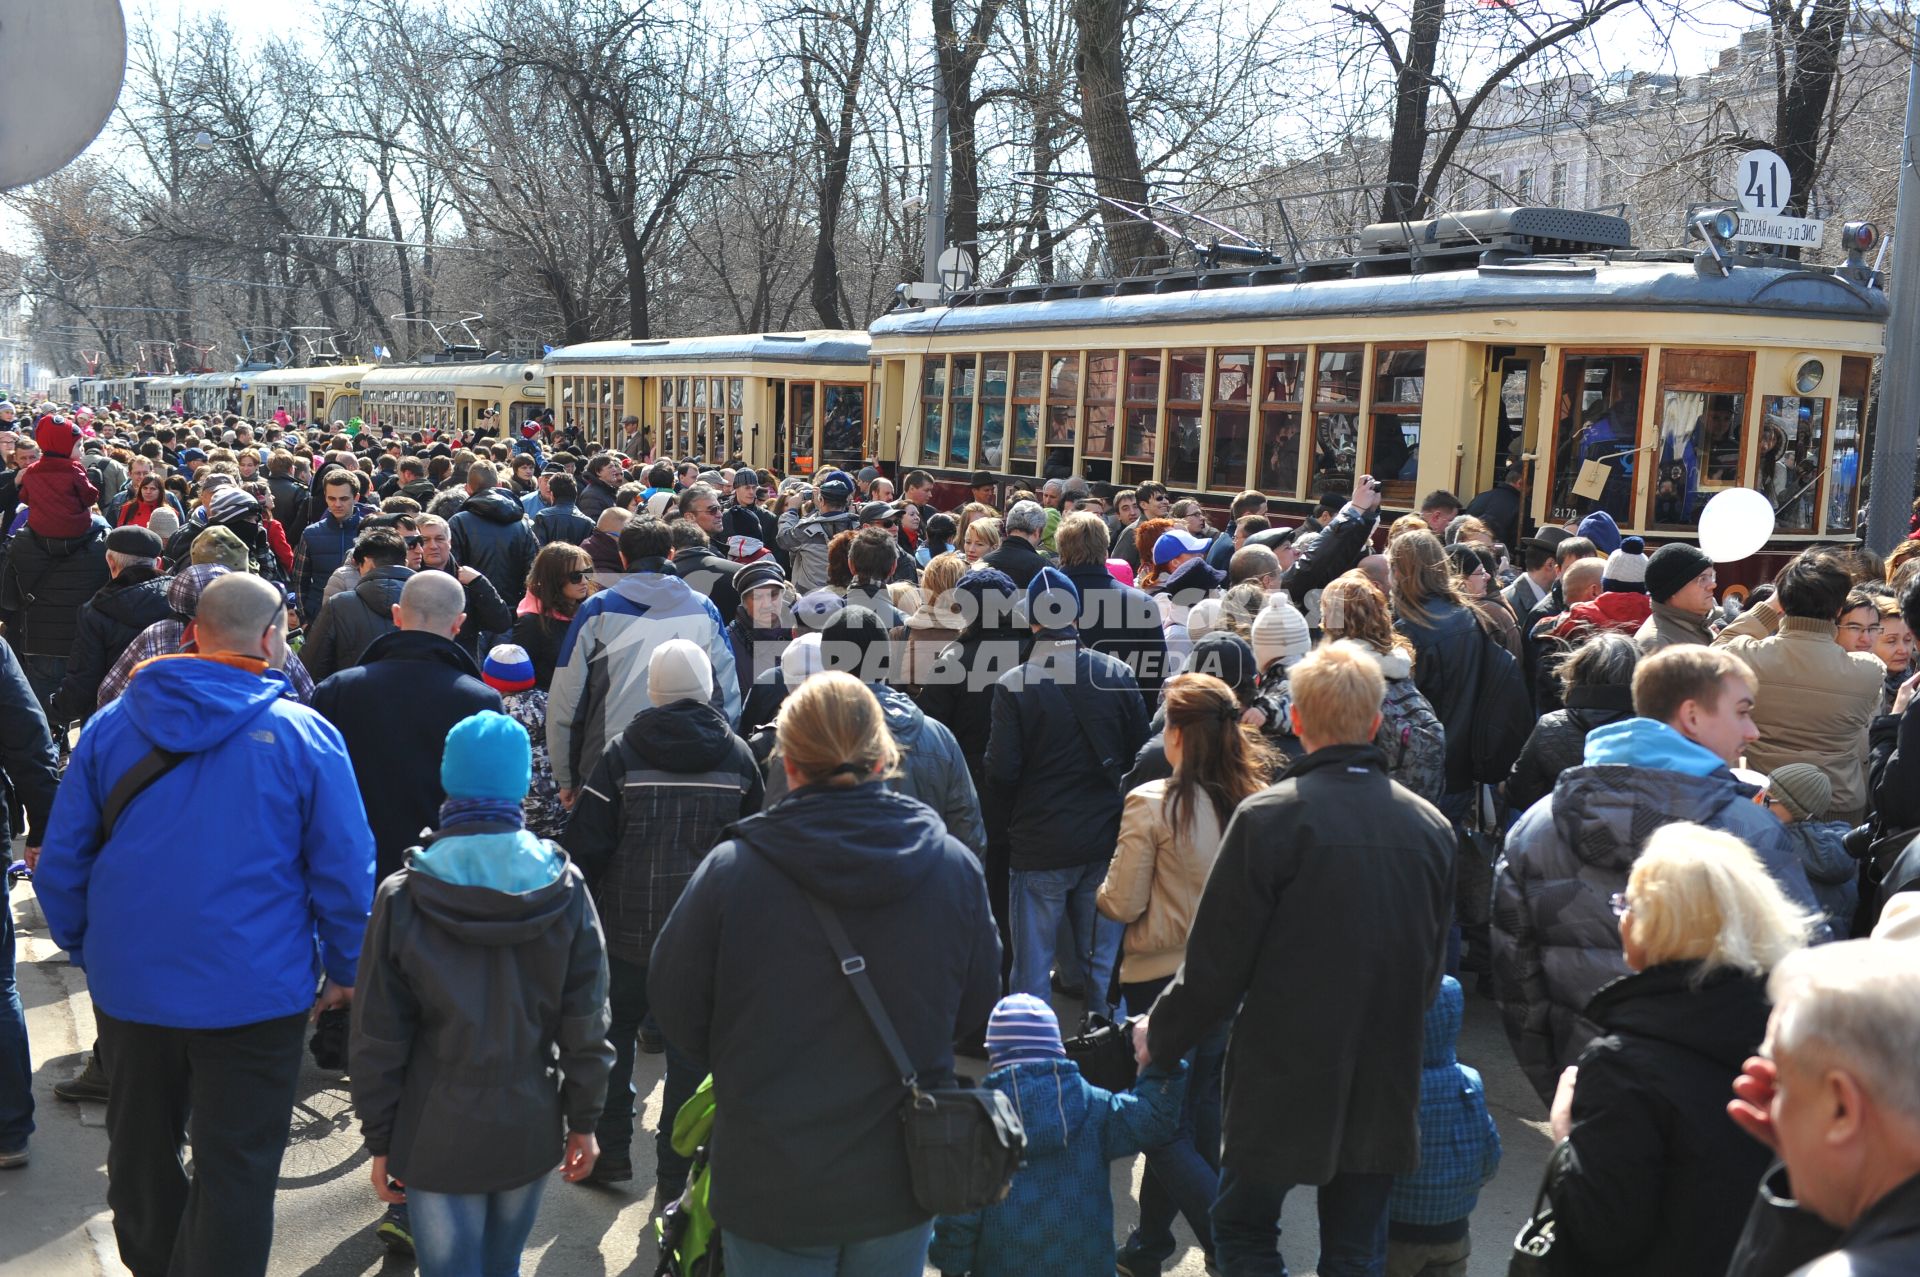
left=482, top=643, right=536, bottom=695
left=985, top=993, right=1065, bottom=1068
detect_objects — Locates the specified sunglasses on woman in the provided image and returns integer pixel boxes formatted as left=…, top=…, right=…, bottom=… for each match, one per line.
left=566, top=570, right=592, bottom=584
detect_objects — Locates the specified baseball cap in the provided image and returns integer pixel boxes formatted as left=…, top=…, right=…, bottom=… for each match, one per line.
left=1151, top=528, right=1210, bottom=566
left=856, top=501, right=896, bottom=525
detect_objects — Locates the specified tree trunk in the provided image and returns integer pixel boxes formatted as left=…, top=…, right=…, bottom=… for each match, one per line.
left=806, top=0, right=876, bottom=328
left=1381, top=0, right=1445, bottom=222
left=1774, top=0, right=1846, bottom=217
left=1072, top=0, right=1161, bottom=273
left=934, top=0, right=1005, bottom=258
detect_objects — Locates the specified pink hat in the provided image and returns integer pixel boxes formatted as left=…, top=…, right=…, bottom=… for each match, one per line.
left=1105, top=557, right=1135, bottom=588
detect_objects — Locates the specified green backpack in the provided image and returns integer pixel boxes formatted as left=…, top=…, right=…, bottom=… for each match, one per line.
left=654, top=1075, right=720, bottom=1277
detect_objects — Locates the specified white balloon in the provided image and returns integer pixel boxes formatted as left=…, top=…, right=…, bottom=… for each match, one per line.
left=1696, top=487, right=1776, bottom=563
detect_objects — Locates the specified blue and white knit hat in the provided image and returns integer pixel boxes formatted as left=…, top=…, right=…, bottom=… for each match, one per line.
left=985, top=993, right=1066, bottom=1068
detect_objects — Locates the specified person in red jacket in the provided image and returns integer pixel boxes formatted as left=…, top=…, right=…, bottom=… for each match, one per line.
left=20, top=415, right=99, bottom=538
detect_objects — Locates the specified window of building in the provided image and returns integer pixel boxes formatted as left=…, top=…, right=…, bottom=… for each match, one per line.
left=1550, top=162, right=1568, bottom=206
left=1517, top=168, right=1535, bottom=202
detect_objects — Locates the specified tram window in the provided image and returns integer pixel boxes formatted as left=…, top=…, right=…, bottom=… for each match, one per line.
left=1759, top=396, right=1826, bottom=534
left=1831, top=356, right=1870, bottom=532
left=1084, top=353, right=1117, bottom=460
left=948, top=355, right=979, bottom=467
left=981, top=355, right=1008, bottom=469
left=1011, top=354, right=1043, bottom=461
left=1209, top=350, right=1253, bottom=491
left=1310, top=347, right=1363, bottom=498
left=823, top=384, right=865, bottom=469
left=1651, top=350, right=1751, bottom=532
left=1259, top=348, right=1306, bottom=497
left=1548, top=353, right=1643, bottom=526
left=1047, top=354, right=1080, bottom=447
left=919, top=359, right=946, bottom=464
left=693, top=379, right=707, bottom=410
left=1371, top=346, right=1425, bottom=505
left=1163, top=351, right=1204, bottom=488
left=791, top=384, right=817, bottom=471
left=1123, top=353, right=1160, bottom=463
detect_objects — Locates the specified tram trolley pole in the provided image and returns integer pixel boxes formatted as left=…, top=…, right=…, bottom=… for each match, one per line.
left=1868, top=16, right=1920, bottom=556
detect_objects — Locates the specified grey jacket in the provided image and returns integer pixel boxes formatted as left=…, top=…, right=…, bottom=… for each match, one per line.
left=1492, top=762, right=1825, bottom=1103
left=301, top=565, right=412, bottom=682
left=775, top=506, right=857, bottom=595
left=349, top=844, right=613, bottom=1194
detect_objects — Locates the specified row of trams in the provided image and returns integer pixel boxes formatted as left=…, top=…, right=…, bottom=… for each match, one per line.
left=42, top=207, right=1899, bottom=572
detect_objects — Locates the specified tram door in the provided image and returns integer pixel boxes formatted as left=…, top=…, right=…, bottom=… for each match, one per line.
left=1480, top=346, right=1545, bottom=536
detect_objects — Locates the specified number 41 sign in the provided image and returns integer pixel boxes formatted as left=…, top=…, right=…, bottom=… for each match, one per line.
left=1731, top=149, right=1823, bottom=248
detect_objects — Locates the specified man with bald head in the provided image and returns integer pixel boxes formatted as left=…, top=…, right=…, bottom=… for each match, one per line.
left=311, top=570, right=502, bottom=880
left=34, top=572, right=375, bottom=1277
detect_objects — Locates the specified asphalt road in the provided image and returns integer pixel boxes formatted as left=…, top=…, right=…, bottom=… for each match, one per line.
left=4, top=878, right=1553, bottom=1276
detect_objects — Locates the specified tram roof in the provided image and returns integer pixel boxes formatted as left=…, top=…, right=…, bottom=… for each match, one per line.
left=870, top=257, right=1888, bottom=339
left=545, top=330, right=870, bottom=368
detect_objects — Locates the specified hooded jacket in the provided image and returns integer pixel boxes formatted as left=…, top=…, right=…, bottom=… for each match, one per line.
left=299, top=563, right=413, bottom=682
left=531, top=499, right=593, bottom=548
left=34, top=655, right=375, bottom=1028
left=1491, top=717, right=1825, bottom=1101
left=562, top=699, right=763, bottom=967
left=775, top=505, right=858, bottom=595
left=449, top=487, right=540, bottom=604
left=929, top=1059, right=1185, bottom=1277
left=1144, top=743, right=1454, bottom=1184
left=1547, top=963, right=1775, bottom=1277
left=672, top=541, right=744, bottom=623
left=648, top=783, right=1001, bottom=1248
left=309, top=630, right=504, bottom=881
left=1396, top=595, right=1489, bottom=794
left=349, top=835, right=613, bottom=1195
left=20, top=419, right=99, bottom=538
left=0, top=520, right=109, bottom=659
left=1060, top=561, right=1169, bottom=710
left=1544, top=590, right=1653, bottom=641
left=1388, top=976, right=1501, bottom=1234
left=575, top=474, right=622, bottom=522
left=1260, top=644, right=1446, bottom=803
left=546, top=565, right=741, bottom=790
left=1505, top=682, right=1636, bottom=813
left=53, top=564, right=173, bottom=724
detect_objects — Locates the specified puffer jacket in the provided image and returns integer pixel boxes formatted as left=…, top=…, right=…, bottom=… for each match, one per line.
left=1491, top=717, right=1824, bottom=1103
left=1505, top=683, right=1635, bottom=813
left=1388, top=976, right=1501, bottom=1234
left=561, top=698, right=763, bottom=967
left=763, top=682, right=985, bottom=855
left=531, top=500, right=593, bottom=548
left=1259, top=645, right=1445, bottom=804
left=52, top=564, right=173, bottom=724
left=1095, top=777, right=1225, bottom=983
left=294, top=507, right=367, bottom=619
left=1783, top=819, right=1859, bottom=936
left=1396, top=597, right=1487, bottom=795
left=1547, top=962, right=1775, bottom=1277
left=775, top=506, right=858, bottom=595
left=929, top=1059, right=1185, bottom=1277
left=449, top=487, right=539, bottom=604
left=299, top=564, right=413, bottom=682
left=349, top=833, right=613, bottom=1195
left=0, top=523, right=109, bottom=659
left=1714, top=599, right=1885, bottom=823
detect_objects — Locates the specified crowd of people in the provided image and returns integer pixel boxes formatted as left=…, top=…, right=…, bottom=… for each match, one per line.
left=1, top=395, right=1919, bottom=1277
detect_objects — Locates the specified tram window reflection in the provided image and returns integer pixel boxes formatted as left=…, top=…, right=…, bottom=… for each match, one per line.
left=1652, top=350, right=1750, bottom=531
left=1832, top=356, right=1870, bottom=532
left=919, top=359, right=946, bottom=464
left=1371, top=346, right=1425, bottom=505
left=1549, top=353, right=1642, bottom=526
left=1759, top=396, right=1826, bottom=534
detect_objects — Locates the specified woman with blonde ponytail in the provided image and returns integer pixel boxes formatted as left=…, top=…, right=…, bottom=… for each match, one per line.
left=648, top=672, right=1002, bottom=1275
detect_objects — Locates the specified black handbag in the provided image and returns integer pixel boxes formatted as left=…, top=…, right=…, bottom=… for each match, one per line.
left=1064, top=1014, right=1138, bottom=1094
left=1509, top=1142, right=1569, bottom=1275
left=789, top=881, right=1027, bottom=1216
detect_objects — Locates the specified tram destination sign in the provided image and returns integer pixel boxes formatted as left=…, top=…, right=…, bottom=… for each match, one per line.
left=1735, top=213, right=1825, bottom=249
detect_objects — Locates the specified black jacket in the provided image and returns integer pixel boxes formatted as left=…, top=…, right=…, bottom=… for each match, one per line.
left=53, top=566, right=174, bottom=724
left=268, top=473, right=308, bottom=532
left=671, top=543, right=743, bottom=624
left=532, top=501, right=593, bottom=548
left=1548, top=963, right=1774, bottom=1277
left=350, top=851, right=612, bottom=1195
left=449, top=488, right=539, bottom=605
left=1281, top=503, right=1379, bottom=606
left=1505, top=683, right=1635, bottom=812
left=0, top=525, right=110, bottom=660
left=563, top=699, right=763, bottom=966
left=723, top=502, right=778, bottom=557
left=300, top=565, right=412, bottom=683
left=0, top=638, right=58, bottom=848
left=1729, top=1165, right=1920, bottom=1277
left=1464, top=482, right=1522, bottom=550
left=1145, top=744, right=1453, bottom=1183
left=1396, top=597, right=1489, bottom=795
left=511, top=609, right=569, bottom=692
left=982, top=535, right=1049, bottom=588
left=984, top=638, right=1149, bottom=871
left=576, top=476, right=622, bottom=522
left=1061, top=563, right=1169, bottom=708
left=310, top=630, right=503, bottom=880
left=648, top=783, right=1000, bottom=1248
left=396, top=478, right=439, bottom=510
left=436, top=564, right=514, bottom=661
left=918, top=628, right=1031, bottom=790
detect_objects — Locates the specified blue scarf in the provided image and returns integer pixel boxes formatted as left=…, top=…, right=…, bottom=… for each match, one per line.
left=437, top=796, right=525, bottom=831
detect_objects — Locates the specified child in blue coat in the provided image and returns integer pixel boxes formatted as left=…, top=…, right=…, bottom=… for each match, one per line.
left=931, top=995, right=1185, bottom=1277
left=1386, top=975, right=1502, bottom=1277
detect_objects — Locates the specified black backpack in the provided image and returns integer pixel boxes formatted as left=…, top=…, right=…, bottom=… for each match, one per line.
left=1469, top=627, right=1533, bottom=785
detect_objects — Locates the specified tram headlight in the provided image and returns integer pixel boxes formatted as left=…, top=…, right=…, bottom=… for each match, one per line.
left=1842, top=221, right=1879, bottom=255
left=1791, top=355, right=1825, bottom=396
left=1690, top=206, right=1739, bottom=247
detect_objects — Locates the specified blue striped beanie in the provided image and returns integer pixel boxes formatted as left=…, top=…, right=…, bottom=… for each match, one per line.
left=985, top=993, right=1065, bottom=1068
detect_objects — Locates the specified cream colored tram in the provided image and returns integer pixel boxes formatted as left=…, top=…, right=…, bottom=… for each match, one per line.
left=361, top=361, right=545, bottom=438
left=542, top=331, right=871, bottom=474
left=244, top=364, right=376, bottom=426
left=866, top=209, right=1886, bottom=573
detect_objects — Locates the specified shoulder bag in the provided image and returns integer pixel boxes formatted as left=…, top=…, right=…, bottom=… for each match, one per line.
left=771, top=856, right=1026, bottom=1215
left=1509, top=1140, right=1571, bottom=1275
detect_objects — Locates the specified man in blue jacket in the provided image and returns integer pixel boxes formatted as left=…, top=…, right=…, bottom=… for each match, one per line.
left=34, top=573, right=376, bottom=1277
left=293, top=469, right=370, bottom=620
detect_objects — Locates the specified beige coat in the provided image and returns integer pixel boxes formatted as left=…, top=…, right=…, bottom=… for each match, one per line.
left=1096, top=778, right=1225, bottom=984
left=1635, top=601, right=1715, bottom=654
left=1713, top=599, right=1884, bottom=822
left=894, top=602, right=966, bottom=696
